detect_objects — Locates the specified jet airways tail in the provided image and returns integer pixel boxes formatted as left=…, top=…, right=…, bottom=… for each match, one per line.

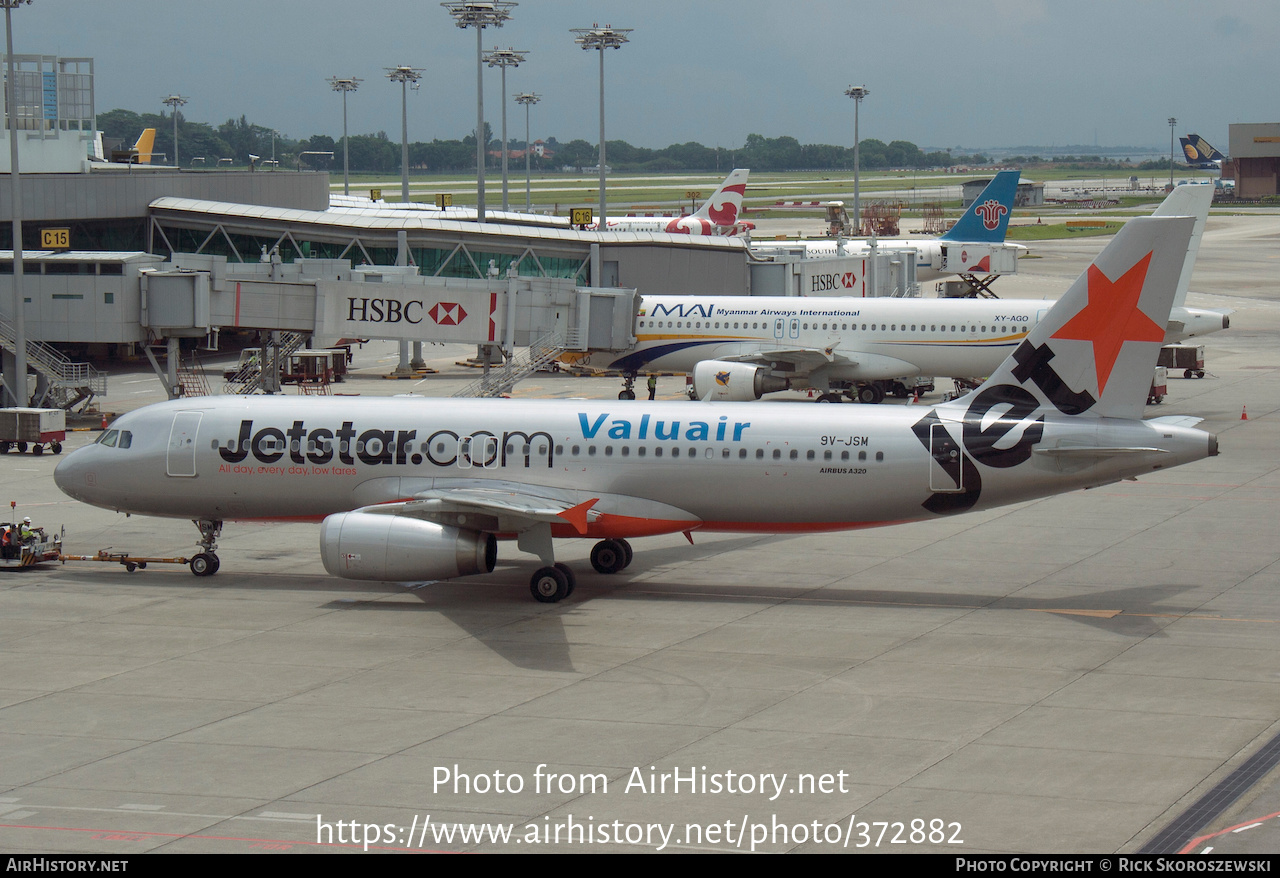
left=963, top=214, right=1194, bottom=421
left=690, top=168, right=749, bottom=227
left=1180, top=134, right=1225, bottom=168
left=939, top=169, right=1020, bottom=243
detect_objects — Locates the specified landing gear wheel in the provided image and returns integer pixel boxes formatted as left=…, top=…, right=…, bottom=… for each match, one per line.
left=209, top=555, right=221, bottom=574
left=554, top=562, right=577, bottom=597
left=619, top=371, right=638, bottom=400
left=617, top=539, right=633, bottom=569
left=190, top=552, right=217, bottom=577
left=530, top=566, right=570, bottom=602
left=50, top=441, right=61, bottom=454
left=857, top=385, right=884, bottom=405
left=816, top=392, right=842, bottom=403
left=590, top=539, right=627, bottom=574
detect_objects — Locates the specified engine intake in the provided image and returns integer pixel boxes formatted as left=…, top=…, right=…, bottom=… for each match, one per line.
left=320, top=512, right=496, bottom=581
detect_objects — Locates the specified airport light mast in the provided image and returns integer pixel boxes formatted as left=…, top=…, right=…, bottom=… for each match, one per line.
left=443, top=0, right=517, bottom=224
left=1168, top=116, right=1177, bottom=191
left=845, top=85, right=869, bottom=234
left=328, top=76, right=361, bottom=196
left=515, top=91, right=540, bottom=212
left=161, top=94, right=187, bottom=168
left=1, top=0, right=30, bottom=408
left=385, top=66, right=423, bottom=203
left=483, top=46, right=527, bottom=213
left=572, top=23, right=630, bottom=230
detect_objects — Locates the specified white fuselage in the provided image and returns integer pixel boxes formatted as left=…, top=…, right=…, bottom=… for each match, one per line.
left=578, top=295, right=1223, bottom=381
left=53, top=396, right=1213, bottom=540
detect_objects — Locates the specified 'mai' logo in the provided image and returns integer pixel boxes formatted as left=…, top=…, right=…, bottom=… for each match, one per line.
left=429, top=303, right=468, bottom=325
left=975, top=199, right=1008, bottom=231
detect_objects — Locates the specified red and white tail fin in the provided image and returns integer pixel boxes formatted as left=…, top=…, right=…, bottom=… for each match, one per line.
left=972, top=215, right=1194, bottom=421
left=691, top=168, right=749, bottom=227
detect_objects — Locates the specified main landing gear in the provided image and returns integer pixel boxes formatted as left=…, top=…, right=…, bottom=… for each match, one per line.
left=189, top=519, right=222, bottom=577
left=527, top=538, right=633, bottom=603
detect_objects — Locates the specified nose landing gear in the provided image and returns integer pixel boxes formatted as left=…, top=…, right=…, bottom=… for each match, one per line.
left=190, top=519, right=223, bottom=577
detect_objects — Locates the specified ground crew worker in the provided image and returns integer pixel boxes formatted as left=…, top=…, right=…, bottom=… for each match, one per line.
left=647, top=374, right=657, bottom=400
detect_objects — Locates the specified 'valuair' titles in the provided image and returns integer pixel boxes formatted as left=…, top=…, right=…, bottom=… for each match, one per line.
left=578, top=412, right=753, bottom=442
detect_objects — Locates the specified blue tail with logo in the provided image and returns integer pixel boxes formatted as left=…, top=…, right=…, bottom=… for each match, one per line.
left=939, top=169, right=1020, bottom=243
left=1180, top=134, right=1226, bottom=169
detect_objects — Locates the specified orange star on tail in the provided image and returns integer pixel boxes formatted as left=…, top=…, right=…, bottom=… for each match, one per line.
left=1051, top=251, right=1163, bottom=393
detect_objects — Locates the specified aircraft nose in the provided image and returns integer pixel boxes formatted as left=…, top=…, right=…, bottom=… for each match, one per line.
left=53, top=447, right=95, bottom=503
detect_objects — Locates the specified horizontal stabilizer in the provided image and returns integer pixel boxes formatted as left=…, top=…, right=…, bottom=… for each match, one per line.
left=1034, top=446, right=1169, bottom=458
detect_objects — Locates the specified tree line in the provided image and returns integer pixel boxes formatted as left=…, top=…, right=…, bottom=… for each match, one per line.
left=98, top=107, right=994, bottom=173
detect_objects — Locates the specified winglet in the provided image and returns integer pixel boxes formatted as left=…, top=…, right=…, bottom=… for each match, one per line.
left=557, top=498, right=598, bottom=535
left=940, top=169, right=1020, bottom=243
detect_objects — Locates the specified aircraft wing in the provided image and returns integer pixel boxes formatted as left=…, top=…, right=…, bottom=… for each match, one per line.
left=356, top=486, right=599, bottom=534
left=355, top=481, right=702, bottom=536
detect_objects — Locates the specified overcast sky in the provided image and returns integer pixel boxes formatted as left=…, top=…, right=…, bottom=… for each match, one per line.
left=18, top=1, right=1276, bottom=152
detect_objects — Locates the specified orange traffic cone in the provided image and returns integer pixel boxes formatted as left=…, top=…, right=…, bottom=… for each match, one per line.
left=807, top=389, right=814, bottom=398
left=1241, top=406, right=1249, bottom=421
left=101, top=414, right=108, bottom=429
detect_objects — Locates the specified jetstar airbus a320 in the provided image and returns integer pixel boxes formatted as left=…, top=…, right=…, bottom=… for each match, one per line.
left=54, top=215, right=1215, bottom=602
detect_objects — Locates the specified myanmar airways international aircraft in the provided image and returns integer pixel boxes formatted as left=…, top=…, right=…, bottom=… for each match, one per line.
left=575, top=184, right=1226, bottom=404
left=54, top=216, right=1213, bottom=602
left=749, top=169, right=1023, bottom=281
left=600, top=169, right=752, bottom=235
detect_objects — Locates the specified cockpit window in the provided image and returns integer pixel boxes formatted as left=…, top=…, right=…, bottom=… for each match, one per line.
left=95, top=429, right=132, bottom=449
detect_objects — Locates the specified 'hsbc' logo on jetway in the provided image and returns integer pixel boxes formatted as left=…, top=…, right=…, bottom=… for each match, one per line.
left=429, top=303, right=468, bottom=325
left=810, top=272, right=858, bottom=293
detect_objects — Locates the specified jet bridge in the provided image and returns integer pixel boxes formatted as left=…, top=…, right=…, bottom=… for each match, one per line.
left=138, top=254, right=638, bottom=396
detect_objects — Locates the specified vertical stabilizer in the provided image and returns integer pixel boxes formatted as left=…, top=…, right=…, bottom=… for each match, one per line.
left=972, top=215, right=1194, bottom=420
left=691, top=168, right=749, bottom=226
left=939, top=169, right=1020, bottom=243
left=1151, top=182, right=1212, bottom=308
left=133, top=128, right=156, bottom=164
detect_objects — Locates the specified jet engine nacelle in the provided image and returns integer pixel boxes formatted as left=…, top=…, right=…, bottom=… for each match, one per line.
left=692, top=360, right=789, bottom=401
left=320, top=512, right=496, bottom=582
